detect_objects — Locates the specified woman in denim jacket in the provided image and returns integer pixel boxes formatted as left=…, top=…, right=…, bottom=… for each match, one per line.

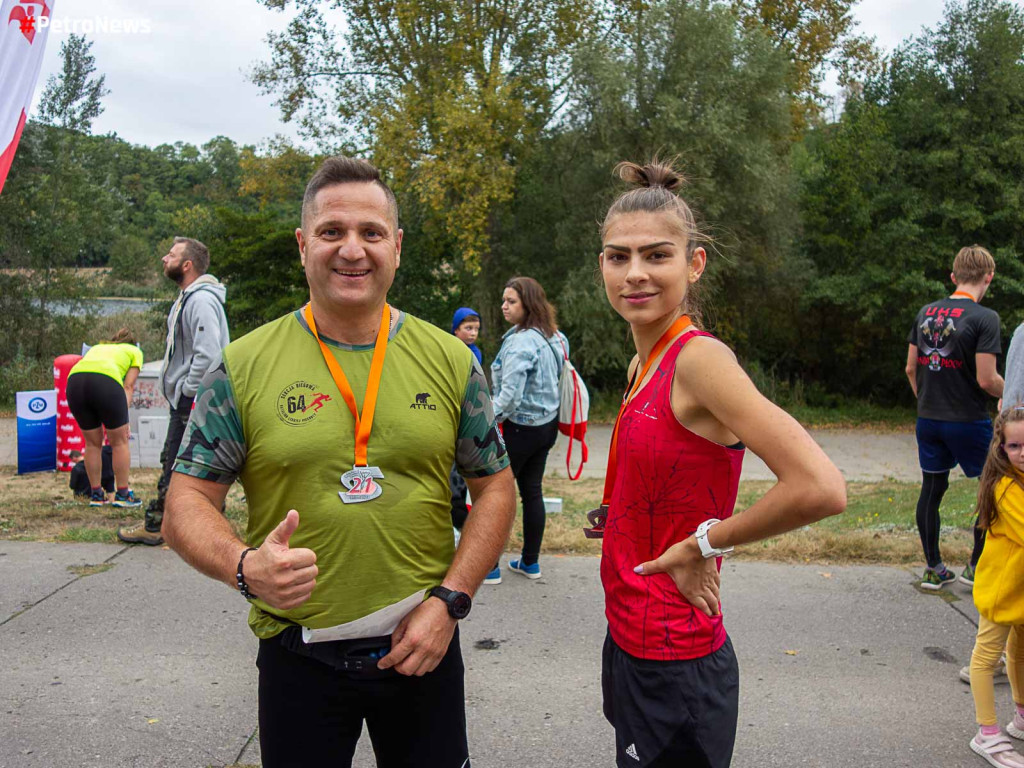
left=492, top=276, right=568, bottom=580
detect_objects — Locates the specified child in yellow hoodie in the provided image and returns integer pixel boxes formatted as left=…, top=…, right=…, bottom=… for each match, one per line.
left=969, top=407, right=1024, bottom=767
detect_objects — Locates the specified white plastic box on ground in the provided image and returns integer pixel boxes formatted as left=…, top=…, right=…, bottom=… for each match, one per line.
left=129, top=361, right=169, bottom=469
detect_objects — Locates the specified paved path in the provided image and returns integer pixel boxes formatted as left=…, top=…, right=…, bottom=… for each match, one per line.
left=2, top=418, right=944, bottom=483
left=0, top=541, right=1012, bottom=767
left=548, top=424, right=942, bottom=482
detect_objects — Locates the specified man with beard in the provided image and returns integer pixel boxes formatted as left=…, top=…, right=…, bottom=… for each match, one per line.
left=117, top=237, right=229, bottom=546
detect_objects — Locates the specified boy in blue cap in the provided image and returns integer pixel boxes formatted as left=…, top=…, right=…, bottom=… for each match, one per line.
left=451, top=307, right=483, bottom=364
left=449, top=306, right=501, bottom=583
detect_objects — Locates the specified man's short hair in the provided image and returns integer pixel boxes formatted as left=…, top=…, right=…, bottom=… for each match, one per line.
left=173, top=236, right=210, bottom=275
left=301, top=156, right=399, bottom=233
left=953, top=244, right=995, bottom=284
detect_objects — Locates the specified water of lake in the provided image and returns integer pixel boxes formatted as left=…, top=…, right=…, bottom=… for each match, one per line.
left=45, top=298, right=161, bottom=316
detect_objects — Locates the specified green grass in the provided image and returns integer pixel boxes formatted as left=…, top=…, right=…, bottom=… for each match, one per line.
left=536, top=476, right=978, bottom=564
left=736, top=478, right=979, bottom=534
left=55, top=527, right=121, bottom=543
left=68, top=563, right=114, bottom=577
left=784, top=402, right=916, bottom=430
left=585, top=384, right=916, bottom=430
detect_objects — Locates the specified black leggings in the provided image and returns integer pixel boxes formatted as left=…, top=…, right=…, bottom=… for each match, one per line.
left=66, top=372, right=128, bottom=430
left=916, top=470, right=986, bottom=569
left=503, top=417, right=559, bottom=566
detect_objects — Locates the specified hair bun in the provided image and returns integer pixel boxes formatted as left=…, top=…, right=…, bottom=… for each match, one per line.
left=614, top=159, right=684, bottom=192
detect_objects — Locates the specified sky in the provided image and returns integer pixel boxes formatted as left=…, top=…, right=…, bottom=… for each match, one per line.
left=25, top=0, right=1024, bottom=151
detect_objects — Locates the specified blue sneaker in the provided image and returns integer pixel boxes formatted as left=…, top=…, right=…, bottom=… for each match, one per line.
left=508, top=558, right=541, bottom=580
left=483, top=566, right=502, bottom=585
left=112, top=489, right=142, bottom=509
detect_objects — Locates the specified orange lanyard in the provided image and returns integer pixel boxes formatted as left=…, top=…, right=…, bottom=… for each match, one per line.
left=952, top=291, right=976, bottom=301
left=304, top=302, right=390, bottom=467
left=601, top=315, right=692, bottom=505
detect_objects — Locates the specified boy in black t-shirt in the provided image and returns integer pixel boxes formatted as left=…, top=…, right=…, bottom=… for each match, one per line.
left=905, top=245, right=1003, bottom=590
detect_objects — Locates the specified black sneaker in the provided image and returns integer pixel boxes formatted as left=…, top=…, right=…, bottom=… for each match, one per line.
left=88, top=489, right=107, bottom=507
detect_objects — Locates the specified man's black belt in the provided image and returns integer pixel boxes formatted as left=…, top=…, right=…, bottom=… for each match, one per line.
left=277, top=626, right=396, bottom=678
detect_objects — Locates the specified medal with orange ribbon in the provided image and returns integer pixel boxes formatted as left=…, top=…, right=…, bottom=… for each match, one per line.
left=304, top=302, right=391, bottom=504
left=584, top=315, right=693, bottom=538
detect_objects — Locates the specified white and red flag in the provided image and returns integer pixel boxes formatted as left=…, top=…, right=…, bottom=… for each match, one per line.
left=0, top=0, right=54, bottom=195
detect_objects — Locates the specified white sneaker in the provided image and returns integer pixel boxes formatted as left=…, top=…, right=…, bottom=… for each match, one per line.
left=1009, top=713, right=1024, bottom=741
left=971, top=731, right=1024, bottom=768
left=961, top=657, right=1009, bottom=684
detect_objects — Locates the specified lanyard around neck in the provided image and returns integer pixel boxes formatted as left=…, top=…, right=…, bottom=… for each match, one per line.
left=952, top=290, right=976, bottom=301
left=304, top=302, right=391, bottom=467
left=601, top=315, right=692, bottom=505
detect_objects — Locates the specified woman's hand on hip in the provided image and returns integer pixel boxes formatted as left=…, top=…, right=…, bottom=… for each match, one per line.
left=634, top=537, right=721, bottom=617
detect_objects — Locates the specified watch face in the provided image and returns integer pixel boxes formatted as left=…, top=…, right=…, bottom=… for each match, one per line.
left=450, top=592, right=472, bottom=619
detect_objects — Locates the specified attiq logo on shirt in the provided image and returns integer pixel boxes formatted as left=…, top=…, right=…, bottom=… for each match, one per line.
left=410, top=392, right=437, bottom=411
left=277, top=381, right=332, bottom=426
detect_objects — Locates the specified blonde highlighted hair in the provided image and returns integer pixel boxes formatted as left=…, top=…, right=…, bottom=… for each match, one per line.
left=952, top=245, right=995, bottom=284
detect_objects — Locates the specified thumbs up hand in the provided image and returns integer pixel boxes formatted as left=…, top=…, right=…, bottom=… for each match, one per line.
left=241, top=509, right=318, bottom=610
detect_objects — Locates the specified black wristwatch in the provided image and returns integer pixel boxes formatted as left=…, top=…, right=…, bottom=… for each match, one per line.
left=429, top=586, right=472, bottom=620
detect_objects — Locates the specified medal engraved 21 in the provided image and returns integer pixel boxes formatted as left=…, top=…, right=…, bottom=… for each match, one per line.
left=583, top=504, right=608, bottom=538
left=339, top=466, right=384, bottom=504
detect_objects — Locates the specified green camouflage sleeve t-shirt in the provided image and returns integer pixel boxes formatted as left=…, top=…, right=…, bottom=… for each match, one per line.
left=173, top=308, right=509, bottom=638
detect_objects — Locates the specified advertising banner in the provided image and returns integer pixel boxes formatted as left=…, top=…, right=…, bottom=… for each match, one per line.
left=0, top=0, right=56, bottom=194
left=16, top=388, right=57, bottom=474
left=54, top=354, right=83, bottom=470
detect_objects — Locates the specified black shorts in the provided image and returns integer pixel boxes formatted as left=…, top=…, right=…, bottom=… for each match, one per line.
left=65, top=372, right=129, bottom=431
left=602, top=631, right=739, bottom=768
left=257, top=626, right=469, bottom=768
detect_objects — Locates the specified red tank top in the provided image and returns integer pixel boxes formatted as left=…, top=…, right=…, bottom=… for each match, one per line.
left=601, top=331, right=744, bottom=660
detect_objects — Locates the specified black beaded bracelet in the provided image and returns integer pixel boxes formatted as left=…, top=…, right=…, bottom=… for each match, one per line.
left=236, top=547, right=259, bottom=600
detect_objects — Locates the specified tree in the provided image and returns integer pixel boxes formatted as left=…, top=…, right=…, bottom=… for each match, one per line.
left=252, top=0, right=596, bottom=272
left=797, top=0, right=1024, bottom=400
left=0, top=34, right=115, bottom=359
left=732, top=0, right=878, bottom=131
left=106, top=234, right=154, bottom=284
left=210, top=210, right=308, bottom=337
left=493, top=0, right=801, bottom=385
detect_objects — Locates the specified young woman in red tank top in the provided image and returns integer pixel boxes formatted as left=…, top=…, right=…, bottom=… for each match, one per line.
left=594, top=160, right=847, bottom=768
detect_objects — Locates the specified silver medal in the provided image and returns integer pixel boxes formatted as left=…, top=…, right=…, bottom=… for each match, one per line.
left=339, top=465, right=384, bottom=504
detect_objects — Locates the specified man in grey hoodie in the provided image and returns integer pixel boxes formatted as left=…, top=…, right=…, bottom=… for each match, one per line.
left=118, top=237, right=229, bottom=545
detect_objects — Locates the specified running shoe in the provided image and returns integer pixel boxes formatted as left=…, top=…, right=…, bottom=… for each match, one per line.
left=920, top=568, right=955, bottom=590
left=88, top=489, right=107, bottom=507
left=1009, top=713, right=1024, bottom=741
left=112, top=489, right=142, bottom=508
left=483, top=566, right=502, bottom=585
left=970, top=730, right=1024, bottom=768
left=961, top=563, right=977, bottom=586
left=508, top=558, right=541, bottom=580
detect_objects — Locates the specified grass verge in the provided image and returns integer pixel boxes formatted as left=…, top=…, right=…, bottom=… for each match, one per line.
left=1, top=468, right=976, bottom=567
left=0, top=467, right=247, bottom=544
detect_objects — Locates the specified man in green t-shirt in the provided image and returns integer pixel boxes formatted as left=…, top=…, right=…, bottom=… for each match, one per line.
left=164, top=157, right=515, bottom=767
